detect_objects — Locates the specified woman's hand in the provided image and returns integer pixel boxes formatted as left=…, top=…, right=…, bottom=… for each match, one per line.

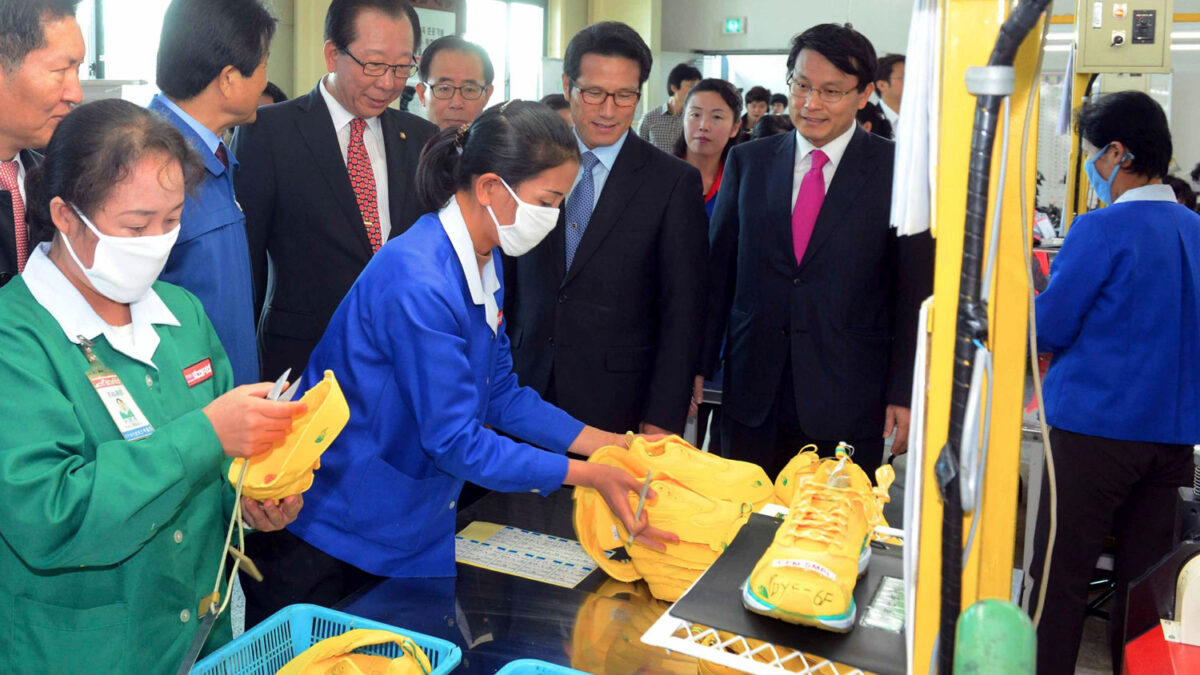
left=203, top=382, right=307, bottom=458
left=241, top=494, right=303, bottom=532
left=565, top=460, right=679, bottom=551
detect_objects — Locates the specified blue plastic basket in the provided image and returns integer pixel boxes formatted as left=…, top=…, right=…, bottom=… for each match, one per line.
left=494, top=659, right=589, bottom=675
left=192, top=604, right=462, bottom=675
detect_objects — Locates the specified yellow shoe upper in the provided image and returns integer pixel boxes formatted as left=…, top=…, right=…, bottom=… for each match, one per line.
left=573, top=441, right=765, bottom=600
left=630, top=435, right=775, bottom=509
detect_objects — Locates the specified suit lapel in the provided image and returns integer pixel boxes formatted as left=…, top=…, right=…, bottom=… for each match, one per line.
left=293, top=84, right=373, bottom=258
left=799, top=127, right=874, bottom=273
left=562, top=133, right=647, bottom=287
left=381, top=111, right=416, bottom=238
left=767, top=132, right=798, bottom=271
left=548, top=208, right=567, bottom=287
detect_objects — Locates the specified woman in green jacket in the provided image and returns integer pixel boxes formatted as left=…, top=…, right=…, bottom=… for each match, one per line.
left=0, top=99, right=307, bottom=672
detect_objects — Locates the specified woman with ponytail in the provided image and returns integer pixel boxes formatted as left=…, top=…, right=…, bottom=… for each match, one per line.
left=243, top=101, right=678, bottom=620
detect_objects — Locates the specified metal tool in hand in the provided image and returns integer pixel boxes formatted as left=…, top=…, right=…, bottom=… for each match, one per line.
left=176, top=369, right=295, bottom=675
left=628, top=469, right=654, bottom=545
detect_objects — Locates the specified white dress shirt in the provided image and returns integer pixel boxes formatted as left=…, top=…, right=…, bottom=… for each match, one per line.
left=22, top=243, right=181, bottom=368
left=570, top=128, right=630, bottom=210
left=881, top=100, right=900, bottom=131
left=439, top=196, right=501, bottom=334
left=791, top=124, right=857, bottom=210
left=320, top=76, right=393, bottom=241
left=2, top=152, right=27, bottom=204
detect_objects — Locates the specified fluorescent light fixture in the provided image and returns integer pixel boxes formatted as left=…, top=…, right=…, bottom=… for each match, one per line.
left=1046, top=33, right=1076, bottom=41
left=1043, top=44, right=1072, bottom=52
left=1171, top=43, right=1200, bottom=50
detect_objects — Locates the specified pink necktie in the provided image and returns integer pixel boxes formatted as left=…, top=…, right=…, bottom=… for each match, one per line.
left=0, top=161, right=27, bottom=273
left=791, top=149, right=829, bottom=266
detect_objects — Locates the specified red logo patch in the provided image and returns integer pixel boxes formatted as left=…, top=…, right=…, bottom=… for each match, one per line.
left=183, top=358, right=214, bottom=387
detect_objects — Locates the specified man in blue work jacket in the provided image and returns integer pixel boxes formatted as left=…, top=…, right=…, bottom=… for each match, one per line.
left=149, top=0, right=277, bottom=385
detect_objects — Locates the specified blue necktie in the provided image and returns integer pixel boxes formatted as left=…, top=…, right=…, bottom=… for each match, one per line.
left=564, top=151, right=600, bottom=271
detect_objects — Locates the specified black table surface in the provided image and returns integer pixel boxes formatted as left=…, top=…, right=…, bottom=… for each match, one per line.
left=337, top=488, right=897, bottom=674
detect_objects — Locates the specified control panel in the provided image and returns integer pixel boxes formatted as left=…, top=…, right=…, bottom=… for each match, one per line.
left=1075, top=0, right=1172, bottom=73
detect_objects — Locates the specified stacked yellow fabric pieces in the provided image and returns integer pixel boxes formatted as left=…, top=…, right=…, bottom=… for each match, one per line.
left=573, top=435, right=774, bottom=601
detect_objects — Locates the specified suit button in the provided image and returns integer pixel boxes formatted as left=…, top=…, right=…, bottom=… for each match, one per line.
left=792, top=278, right=802, bottom=287
left=549, top=337, right=555, bottom=347
left=180, top=609, right=191, bottom=623
left=558, top=293, right=568, bottom=304
left=174, top=530, right=183, bottom=544
left=780, top=328, right=788, bottom=335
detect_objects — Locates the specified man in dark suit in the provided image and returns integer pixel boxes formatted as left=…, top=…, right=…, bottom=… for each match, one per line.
left=701, top=24, right=932, bottom=478
left=233, top=0, right=436, bottom=380
left=0, top=0, right=84, bottom=288
left=504, top=21, right=708, bottom=436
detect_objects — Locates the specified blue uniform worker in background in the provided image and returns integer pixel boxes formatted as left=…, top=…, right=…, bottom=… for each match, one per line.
left=1028, top=90, right=1200, bottom=675
left=150, top=0, right=274, bottom=385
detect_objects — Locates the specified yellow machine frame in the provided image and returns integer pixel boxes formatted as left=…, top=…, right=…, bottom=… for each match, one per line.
left=911, top=1, right=1045, bottom=671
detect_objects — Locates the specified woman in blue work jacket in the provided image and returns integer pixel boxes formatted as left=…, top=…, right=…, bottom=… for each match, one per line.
left=0, top=100, right=306, bottom=672
left=1028, top=91, right=1200, bottom=675
left=241, top=100, right=677, bottom=623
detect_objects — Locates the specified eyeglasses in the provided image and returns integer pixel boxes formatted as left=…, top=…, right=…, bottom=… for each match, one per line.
left=570, top=80, right=640, bottom=107
left=341, top=47, right=418, bottom=79
left=786, top=73, right=856, bottom=104
left=424, top=82, right=487, bottom=100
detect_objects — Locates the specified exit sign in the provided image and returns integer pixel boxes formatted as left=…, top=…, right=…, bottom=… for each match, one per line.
left=723, top=17, right=745, bottom=34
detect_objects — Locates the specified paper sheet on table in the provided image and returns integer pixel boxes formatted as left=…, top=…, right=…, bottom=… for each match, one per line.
left=891, top=0, right=940, bottom=237
left=455, top=522, right=609, bottom=588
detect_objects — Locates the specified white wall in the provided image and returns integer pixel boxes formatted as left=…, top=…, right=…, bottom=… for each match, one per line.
left=1170, top=72, right=1200, bottom=179
left=659, top=0, right=913, bottom=54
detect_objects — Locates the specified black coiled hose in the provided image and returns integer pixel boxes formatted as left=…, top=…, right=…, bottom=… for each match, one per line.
left=938, top=1, right=1053, bottom=672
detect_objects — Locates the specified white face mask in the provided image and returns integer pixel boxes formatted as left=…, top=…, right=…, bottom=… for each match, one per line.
left=62, top=206, right=180, bottom=303
left=486, top=177, right=560, bottom=257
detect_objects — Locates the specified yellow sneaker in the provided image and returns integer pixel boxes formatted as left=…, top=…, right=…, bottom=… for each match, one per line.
left=742, top=448, right=891, bottom=632
left=773, top=445, right=822, bottom=506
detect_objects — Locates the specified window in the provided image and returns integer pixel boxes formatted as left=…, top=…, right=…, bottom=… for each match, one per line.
left=465, top=0, right=546, bottom=101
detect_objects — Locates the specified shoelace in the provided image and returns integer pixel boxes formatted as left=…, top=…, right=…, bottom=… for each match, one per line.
left=782, top=482, right=857, bottom=548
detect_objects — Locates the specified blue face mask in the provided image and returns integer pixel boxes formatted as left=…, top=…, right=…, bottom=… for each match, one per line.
left=1084, top=143, right=1134, bottom=206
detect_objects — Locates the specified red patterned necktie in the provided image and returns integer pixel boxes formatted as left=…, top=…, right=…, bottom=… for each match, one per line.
left=0, top=161, right=28, bottom=272
left=347, top=118, right=382, bottom=253
left=215, top=142, right=229, bottom=170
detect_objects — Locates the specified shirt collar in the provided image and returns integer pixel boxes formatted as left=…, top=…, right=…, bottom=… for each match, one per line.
left=574, top=127, right=629, bottom=172
left=320, top=75, right=382, bottom=133
left=155, top=94, right=223, bottom=155
left=438, top=196, right=502, bottom=334
left=880, top=100, right=900, bottom=125
left=22, top=243, right=181, bottom=368
left=1114, top=183, right=1177, bottom=205
left=794, top=123, right=856, bottom=171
